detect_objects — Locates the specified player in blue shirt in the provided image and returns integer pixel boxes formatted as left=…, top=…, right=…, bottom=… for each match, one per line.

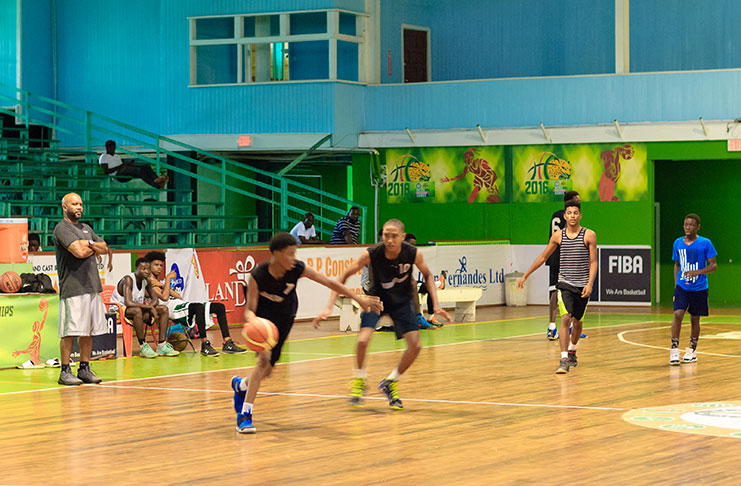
left=670, top=213, right=717, bottom=365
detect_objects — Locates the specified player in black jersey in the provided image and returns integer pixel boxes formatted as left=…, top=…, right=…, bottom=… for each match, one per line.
left=546, top=191, right=581, bottom=340
left=315, top=219, right=452, bottom=409
left=231, top=233, right=382, bottom=434
left=517, top=199, right=597, bottom=374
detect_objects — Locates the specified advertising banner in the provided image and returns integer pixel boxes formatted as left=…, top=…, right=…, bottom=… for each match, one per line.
left=1, top=294, right=59, bottom=368
left=385, top=146, right=505, bottom=204
left=197, top=248, right=272, bottom=324
left=165, top=248, right=209, bottom=305
left=598, top=246, right=651, bottom=305
left=29, top=252, right=131, bottom=292
left=71, top=313, right=117, bottom=359
left=513, top=143, right=647, bottom=202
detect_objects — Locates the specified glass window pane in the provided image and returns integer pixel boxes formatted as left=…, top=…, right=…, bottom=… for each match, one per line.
left=337, top=40, right=358, bottom=81
left=289, top=41, right=328, bottom=80
left=290, top=12, right=327, bottom=35
left=196, top=44, right=237, bottom=85
left=339, top=13, right=356, bottom=36
left=195, top=17, right=234, bottom=40
left=246, top=15, right=279, bottom=37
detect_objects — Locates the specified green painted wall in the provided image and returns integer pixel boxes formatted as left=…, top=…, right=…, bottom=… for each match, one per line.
left=352, top=140, right=740, bottom=304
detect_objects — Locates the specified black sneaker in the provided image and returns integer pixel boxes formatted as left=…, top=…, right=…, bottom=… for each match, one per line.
left=77, top=368, right=102, bottom=384
left=378, top=379, right=403, bottom=410
left=222, top=339, right=247, bottom=354
left=568, top=351, right=578, bottom=368
left=201, top=340, right=220, bottom=357
left=58, top=370, right=83, bottom=386
left=556, top=358, right=570, bottom=374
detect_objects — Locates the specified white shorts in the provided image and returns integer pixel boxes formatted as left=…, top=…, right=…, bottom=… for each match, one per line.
left=166, top=298, right=190, bottom=320
left=59, top=293, right=108, bottom=337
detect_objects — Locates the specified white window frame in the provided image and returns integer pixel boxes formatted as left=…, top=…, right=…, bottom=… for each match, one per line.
left=400, top=24, right=431, bottom=83
left=188, top=9, right=371, bottom=86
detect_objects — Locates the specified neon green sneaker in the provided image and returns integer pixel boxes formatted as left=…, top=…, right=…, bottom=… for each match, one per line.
left=378, top=379, right=403, bottom=410
left=156, top=341, right=180, bottom=357
left=349, top=377, right=366, bottom=406
left=140, top=343, right=157, bottom=358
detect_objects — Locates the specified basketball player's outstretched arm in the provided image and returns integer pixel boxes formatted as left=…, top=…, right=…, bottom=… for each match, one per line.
left=517, top=231, right=562, bottom=290
left=312, top=250, right=382, bottom=328
left=582, top=229, right=598, bottom=298
left=415, top=251, right=453, bottom=323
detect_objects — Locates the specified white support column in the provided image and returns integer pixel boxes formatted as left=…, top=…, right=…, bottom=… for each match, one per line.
left=235, top=17, right=243, bottom=83
left=361, top=0, right=380, bottom=84
left=254, top=16, right=271, bottom=82
left=328, top=11, right=338, bottom=80
left=615, top=0, right=629, bottom=74
left=189, top=19, right=197, bottom=85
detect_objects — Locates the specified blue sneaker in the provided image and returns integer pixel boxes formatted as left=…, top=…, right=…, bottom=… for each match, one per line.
left=236, top=412, right=256, bottom=434
left=546, top=328, right=559, bottom=340
left=231, top=376, right=246, bottom=413
left=417, top=313, right=434, bottom=330
left=568, top=326, right=587, bottom=339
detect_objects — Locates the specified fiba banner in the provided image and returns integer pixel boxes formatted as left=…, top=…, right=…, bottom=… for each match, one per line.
left=384, top=146, right=506, bottom=204
left=512, top=143, right=648, bottom=202
left=29, top=252, right=131, bottom=292
left=197, top=248, right=272, bottom=325
left=598, top=246, right=651, bottom=305
left=1, top=294, right=59, bottom=368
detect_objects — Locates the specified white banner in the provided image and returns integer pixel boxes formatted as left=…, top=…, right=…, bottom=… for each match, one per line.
left=29, top=252, right=131, bottom=293
left=165, top=248, right=209, bottom=304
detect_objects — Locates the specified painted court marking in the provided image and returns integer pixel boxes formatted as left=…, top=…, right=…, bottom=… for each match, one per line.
left=617, top=324, right=741, bottom=358
left=98, top=384, right=626, bottom=412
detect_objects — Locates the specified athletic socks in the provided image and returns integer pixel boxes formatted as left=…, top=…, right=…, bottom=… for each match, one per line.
left=138, top=338, right=146, bottom=345
left=689, top=336, right=698, bottom=351
left=79, top=361, right=89, bottom=371
left=671, top=337, right=680, bottom=349
left=386, top=368, right=401, bottom=381
left=353, top=369, right=368, bottom=379
left=548, top=322, right=556, bottom=330
left=568, top=343, right=577, bottom=352
left=561, top=351, right=568, bottom=359
left=241, top=402, right=253, bottom=415
left=61, top=364, right=71, bottom=373
left=238, top=378, right=247, bottom=392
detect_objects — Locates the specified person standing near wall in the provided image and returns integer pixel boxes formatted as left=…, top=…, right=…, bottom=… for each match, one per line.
left=545, top=191, right=581, bottom=340
left=670, top=213, right=717, bottom=365
left=54, top=193, right=109, bottom=385
left=517, top=199, right=598, bottom=374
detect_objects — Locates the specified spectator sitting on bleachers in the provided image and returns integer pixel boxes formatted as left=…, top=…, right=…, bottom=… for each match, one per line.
left=28, top=232, right=42, bottom=252
left=99, top=140, right=168, bottom=189
left=330, top=206, right=360, bottom=244
left=289, top=213, right=326, bottom=245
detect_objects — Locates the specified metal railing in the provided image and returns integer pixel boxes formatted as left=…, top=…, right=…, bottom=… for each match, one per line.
left=0, top=82, right=366, bottom=241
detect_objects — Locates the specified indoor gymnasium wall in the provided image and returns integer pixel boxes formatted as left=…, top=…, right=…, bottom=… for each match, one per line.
left=630, top=0, right=741, bottom=72
left=0, top=0, right=17, bottom=87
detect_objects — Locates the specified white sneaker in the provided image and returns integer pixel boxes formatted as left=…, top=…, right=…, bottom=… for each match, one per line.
left=682, top=347, right=697, bottom=363
left=669, top=348, right=680, bottom=366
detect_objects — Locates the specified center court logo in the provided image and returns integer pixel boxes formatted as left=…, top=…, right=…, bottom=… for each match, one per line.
left=623, top=402, right=741, bottom=438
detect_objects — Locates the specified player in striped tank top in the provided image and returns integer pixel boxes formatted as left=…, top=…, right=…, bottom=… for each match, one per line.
left=517, top=199, right=597, bottom=374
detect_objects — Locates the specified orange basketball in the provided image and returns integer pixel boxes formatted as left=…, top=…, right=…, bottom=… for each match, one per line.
left=0, top=271, right=22, bottom=293
left=241, top=317, right=279, bottom=353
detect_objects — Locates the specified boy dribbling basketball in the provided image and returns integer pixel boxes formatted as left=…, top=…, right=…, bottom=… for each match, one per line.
left=230, top=233, right=382, bottom=434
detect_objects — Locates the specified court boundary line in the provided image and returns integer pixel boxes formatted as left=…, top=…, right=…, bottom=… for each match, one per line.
left=0, top=318, right=662, bottom=397
left=97, top=384, right=627, bottom=411
left=617, top=326, right=741, bottom=358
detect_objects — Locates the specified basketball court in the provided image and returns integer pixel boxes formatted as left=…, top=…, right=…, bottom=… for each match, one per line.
left=4, top=305, right=741, bottom=485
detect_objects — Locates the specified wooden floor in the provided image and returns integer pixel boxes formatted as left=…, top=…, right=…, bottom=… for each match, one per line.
left=3, top=306, right=741, bottom=485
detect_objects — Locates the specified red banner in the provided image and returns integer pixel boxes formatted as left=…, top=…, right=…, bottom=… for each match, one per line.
left=197, top=249, right=271, bottom=325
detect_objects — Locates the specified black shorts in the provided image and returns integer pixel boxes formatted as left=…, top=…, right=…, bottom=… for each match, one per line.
left=360, top=300, right=418, bottom=340
left=264, top=317, right=294, bottom=366
left=673, top=286, right=709, bottom=317
left=556, top=281, right=589, bottom=321
left=548, top=265, right=559, bottom=293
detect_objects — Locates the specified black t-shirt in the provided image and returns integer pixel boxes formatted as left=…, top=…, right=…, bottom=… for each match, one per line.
left=367, top=242, right=417, bottom=308
left=546, top=209, right=565, bottom=267
left=249, top=260, right=305, bottom=325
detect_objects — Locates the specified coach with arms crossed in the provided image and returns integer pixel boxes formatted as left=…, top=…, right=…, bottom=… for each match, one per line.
left=54, top=193, right=110, bottom=385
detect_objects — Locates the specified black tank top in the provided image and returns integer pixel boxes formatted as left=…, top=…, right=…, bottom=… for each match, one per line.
left=250, top=260, right=305, bottom=323
left=367, top=242, right=417, bottom=308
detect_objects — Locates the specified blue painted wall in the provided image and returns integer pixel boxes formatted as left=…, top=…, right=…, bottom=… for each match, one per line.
left=363, top=70, right=741, bottom=131
left=380, top=0, right=431, bottom=84
left=21, top=0, right=53, bottom=98
left=631, top=0, right=741, bottom=72
left=0, top=0, right=17, bottom=88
